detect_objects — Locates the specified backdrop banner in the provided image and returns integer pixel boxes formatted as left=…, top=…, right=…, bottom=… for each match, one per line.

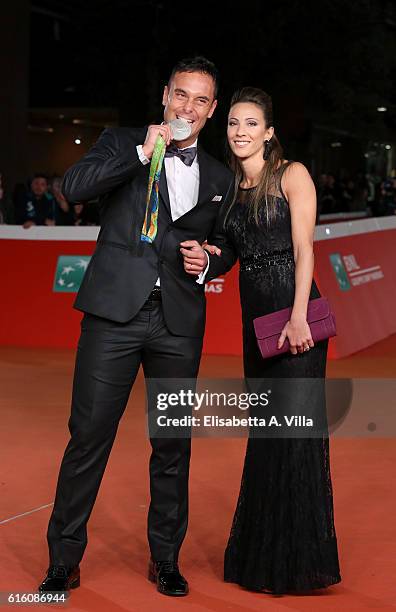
left=1, top=219, right=396, bottom=358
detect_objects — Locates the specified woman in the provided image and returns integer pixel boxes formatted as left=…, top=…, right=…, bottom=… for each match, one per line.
left=187, top=87, right=341, bottom=594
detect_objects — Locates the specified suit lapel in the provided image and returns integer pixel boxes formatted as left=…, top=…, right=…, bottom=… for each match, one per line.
left=159, top=164, right=172, bottom=217
left=196, top=145, right=217, bottom=208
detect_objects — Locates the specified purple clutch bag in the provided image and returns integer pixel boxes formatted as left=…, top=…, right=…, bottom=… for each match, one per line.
left=253, top=297, right=336, bottom=359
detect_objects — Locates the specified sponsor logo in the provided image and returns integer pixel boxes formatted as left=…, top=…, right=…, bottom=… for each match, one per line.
left=330, top=253, right=384, bottom=291
left=53, top=255, right=91, bottom=293
left=330, top=253, right=351, bottom=291
left=205, top=277, right=224, bottom=294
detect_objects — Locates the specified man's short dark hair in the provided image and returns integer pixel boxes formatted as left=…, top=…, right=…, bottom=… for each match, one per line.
left=32, top=173, right=49, bottom=182
left=168, top=56, right=219, bottom=98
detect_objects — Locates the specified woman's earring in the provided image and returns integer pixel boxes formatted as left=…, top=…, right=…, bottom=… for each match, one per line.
left=263, top=139, right=272, bottom=161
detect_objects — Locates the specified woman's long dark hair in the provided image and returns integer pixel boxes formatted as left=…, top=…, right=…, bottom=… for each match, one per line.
left=225, top=87, right=284, bottom=226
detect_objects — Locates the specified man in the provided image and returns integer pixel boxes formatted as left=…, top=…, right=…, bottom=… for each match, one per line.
left=22, top=174, right=55, bottom=227
left=39, top=57, right=234, bottom=597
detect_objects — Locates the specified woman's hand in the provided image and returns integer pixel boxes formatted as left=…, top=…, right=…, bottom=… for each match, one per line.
left=202, top=240, right=222, bottom=256
left=277, top=315, right=314, bottom=355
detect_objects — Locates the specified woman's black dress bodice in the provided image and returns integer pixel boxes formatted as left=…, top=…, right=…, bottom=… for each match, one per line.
left=224, top=162, right=321, bottom=377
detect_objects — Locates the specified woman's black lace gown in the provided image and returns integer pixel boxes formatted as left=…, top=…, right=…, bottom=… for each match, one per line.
left=223, top=162, right=341, bottom=594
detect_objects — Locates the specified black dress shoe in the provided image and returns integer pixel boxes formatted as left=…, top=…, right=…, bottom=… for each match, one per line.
left=38, top=565, right=80, bottom=593
left=148, top=559, right=188, bottom=596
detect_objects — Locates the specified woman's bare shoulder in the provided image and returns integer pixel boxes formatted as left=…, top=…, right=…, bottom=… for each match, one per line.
left=282, top=161, right=312, bottom=185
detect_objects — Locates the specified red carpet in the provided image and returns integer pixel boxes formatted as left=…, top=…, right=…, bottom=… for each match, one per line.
left=1, top=338, right=396, bottom=611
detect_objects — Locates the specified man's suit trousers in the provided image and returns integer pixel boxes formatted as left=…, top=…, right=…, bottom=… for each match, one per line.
left=47, top=297, right=203, bottom=566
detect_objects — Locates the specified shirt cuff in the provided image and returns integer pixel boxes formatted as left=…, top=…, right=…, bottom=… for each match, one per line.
left=196, top=251, right=210, bottom=285
left=136, top=144, right=150, bottom=165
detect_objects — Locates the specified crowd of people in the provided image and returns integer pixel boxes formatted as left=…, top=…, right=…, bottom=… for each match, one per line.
left=1, top=169, right=395, bottom=227
left=316, top=172, right=396, bottom=217
left=0, top=173, right=99, bottom=226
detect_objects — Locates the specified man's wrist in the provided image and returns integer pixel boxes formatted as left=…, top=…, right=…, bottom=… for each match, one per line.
left=142, top=144, right=151, bottom=159
left=136, top=144, right=150, bottom=165
left=196, top=251, right=210, bottom=285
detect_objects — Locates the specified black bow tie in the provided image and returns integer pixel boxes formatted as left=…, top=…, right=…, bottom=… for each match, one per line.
left=165, top=144, right=197, bottom=166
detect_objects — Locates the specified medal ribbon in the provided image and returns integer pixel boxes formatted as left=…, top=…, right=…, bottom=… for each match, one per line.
left=140, top=136, right=166, bottom=243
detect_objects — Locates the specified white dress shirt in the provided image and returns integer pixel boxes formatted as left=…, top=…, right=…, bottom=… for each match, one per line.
left=136, top=142, right=209, bottom=285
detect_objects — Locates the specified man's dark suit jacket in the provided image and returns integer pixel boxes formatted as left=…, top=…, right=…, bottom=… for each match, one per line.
left=62, top=127, right=236, bottom=337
